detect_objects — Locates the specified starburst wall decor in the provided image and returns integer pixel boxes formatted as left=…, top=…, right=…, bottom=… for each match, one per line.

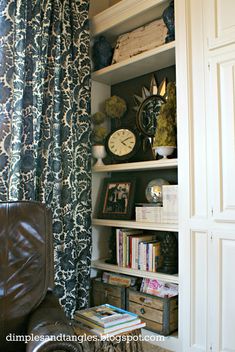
left=134, top=75, right=167, bottom=138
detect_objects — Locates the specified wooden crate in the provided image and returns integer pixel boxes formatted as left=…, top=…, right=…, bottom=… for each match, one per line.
left=91, top=277, right=126, bottom=309
left=126, top=289, right=178, bottom=336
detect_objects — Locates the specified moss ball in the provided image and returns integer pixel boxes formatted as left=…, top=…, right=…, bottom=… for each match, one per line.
left=104, top=95, right=127, bottom=119
left=92, top=112, right=107, bottom=125
left=92, top=126, right=107, bottom=144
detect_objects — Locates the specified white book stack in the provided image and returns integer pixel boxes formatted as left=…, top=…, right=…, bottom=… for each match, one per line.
left=135, top=204, right=162, bottom=223
left=162, top=185, right=178, bottom=224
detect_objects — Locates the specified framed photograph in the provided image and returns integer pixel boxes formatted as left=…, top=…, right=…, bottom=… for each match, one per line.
left=98, top=178, right=136, bottom=220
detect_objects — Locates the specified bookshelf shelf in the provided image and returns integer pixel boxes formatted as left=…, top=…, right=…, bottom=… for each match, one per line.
left=92, top=158, right=178, bottom=173
left=91, top=259, right=179, bottom=284
left=92, top=218, right=178, bottom=232
left=91, top=0, right=170, bottom=40
left=91, top=42, right=175, bottom=85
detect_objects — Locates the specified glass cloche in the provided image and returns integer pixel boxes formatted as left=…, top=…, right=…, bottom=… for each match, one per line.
left=145, top=178, right=169, bottom=205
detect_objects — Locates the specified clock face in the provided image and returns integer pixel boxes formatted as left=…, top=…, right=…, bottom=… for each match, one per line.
left=106, top=128, right=139, bottom=161
left=137, top=95, right=166, bottom=137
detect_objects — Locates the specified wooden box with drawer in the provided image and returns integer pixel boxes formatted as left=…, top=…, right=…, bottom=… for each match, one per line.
left=91, top=278, right=126, bottom=309
left=126, top=289, right=178, bottom=336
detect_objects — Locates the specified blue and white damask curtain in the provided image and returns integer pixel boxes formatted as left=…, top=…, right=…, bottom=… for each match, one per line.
left=0, top=0, right=91, bottom=316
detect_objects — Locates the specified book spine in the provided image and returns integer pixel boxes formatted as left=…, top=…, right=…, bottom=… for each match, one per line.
left=146, top=243, right=149, bottom=271
left=132, top=237, right=136, bottom=269
left=119, top=230, right=123, bottom=267
left=149, top=243, right=153, bottom=272
left=135, top=238, right=139, bottom=269
left=126, top=235, right=130, bottom=268
left=123, top=231, right=126, bottom=267
left=154, top=242, right=161, bottom=271
left=139, top=242, right=144, bottom=271
left=143, top=243, right=147, bottom=271
left=152, top=246, right=156, bottom=272
left=116, top=229, right=120, bottom=266
left=130, top=236, right=133, bottom=268
left=137, top=241, right=142, bottom=270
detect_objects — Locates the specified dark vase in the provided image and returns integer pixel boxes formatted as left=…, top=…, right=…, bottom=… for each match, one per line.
left=105, top=230, right=117, bottom=265
left=92, top=36, right=113, bottom=71
left=162, top=1, right=175, bottom=43
left=158, top=232, right=178, bottom=274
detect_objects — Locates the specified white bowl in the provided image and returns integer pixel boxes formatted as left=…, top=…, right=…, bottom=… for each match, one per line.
left=154, top=146, right=175, bottom=159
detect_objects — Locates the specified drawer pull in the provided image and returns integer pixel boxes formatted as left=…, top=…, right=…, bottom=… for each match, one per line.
left=140, top=308, right=145, bottom=315
left=139, top=297, right=152, bottom=304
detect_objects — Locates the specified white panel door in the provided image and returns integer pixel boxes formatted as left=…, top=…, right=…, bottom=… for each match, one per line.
left=207, top=47, right=235, bottom=223
left=208, top=231, right=235, bottom=352
left=206, top=0, right=235, bottom=49
left=187, top=0, right=208, bottom=220
left=190, top=231, right=208, bottom=352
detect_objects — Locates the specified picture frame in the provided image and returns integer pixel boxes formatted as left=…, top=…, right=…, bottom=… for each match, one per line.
left=98, top=178, right=136, bottom=220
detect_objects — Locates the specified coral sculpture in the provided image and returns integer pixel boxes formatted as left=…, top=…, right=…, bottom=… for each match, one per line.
left=153, top=82, right=177, bottom=147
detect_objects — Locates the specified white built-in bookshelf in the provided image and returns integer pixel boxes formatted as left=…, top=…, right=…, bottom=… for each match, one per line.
left=90, top=0, right=180, bottom=350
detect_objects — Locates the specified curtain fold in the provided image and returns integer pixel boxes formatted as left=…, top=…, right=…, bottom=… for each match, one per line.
left=0, top=0, right=91, bottom=317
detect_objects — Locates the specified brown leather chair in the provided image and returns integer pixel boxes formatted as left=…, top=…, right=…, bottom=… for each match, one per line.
left=0, top=201, right=81, bottom=352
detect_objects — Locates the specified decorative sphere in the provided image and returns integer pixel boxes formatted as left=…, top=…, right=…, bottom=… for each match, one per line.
left=145, top=178, right=169, bottom=204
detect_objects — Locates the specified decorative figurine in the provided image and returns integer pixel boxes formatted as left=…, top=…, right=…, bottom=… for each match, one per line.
left=158, top=232, right=178, bottom=274
left=92, top=36, right=113, bottom=71
left=162, top=1, right=175, bottom=43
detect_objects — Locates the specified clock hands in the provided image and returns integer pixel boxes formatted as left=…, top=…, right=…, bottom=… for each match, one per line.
left=121, top=136, right=133, bottom=146
left=122, top=136, right=132, bottom=142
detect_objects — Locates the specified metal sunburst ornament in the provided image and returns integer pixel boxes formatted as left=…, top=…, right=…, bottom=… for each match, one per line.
left=134, top=75, right=167, bottom=138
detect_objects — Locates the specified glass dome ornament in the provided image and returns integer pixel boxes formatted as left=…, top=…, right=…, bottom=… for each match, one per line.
left=145, top=178, right=169, bottom=205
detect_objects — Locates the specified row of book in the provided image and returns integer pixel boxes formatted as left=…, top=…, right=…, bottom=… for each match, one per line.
left=75, top=304, right=145, bottom=338
left=116, top=228, right=162, bottom=272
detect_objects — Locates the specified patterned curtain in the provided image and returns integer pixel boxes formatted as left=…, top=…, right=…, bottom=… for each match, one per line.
left=0, top=0, right=91, bottom=317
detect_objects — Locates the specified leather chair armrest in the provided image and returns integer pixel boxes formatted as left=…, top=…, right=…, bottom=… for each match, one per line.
left=26, top=291, right=82, bottom=352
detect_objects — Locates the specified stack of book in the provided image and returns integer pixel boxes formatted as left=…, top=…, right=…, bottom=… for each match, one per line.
left=116, top=229, right=162, bottom=272
left=74, top=304, right=145, bottom=338
left=135, top=203, right=162, bottom=223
